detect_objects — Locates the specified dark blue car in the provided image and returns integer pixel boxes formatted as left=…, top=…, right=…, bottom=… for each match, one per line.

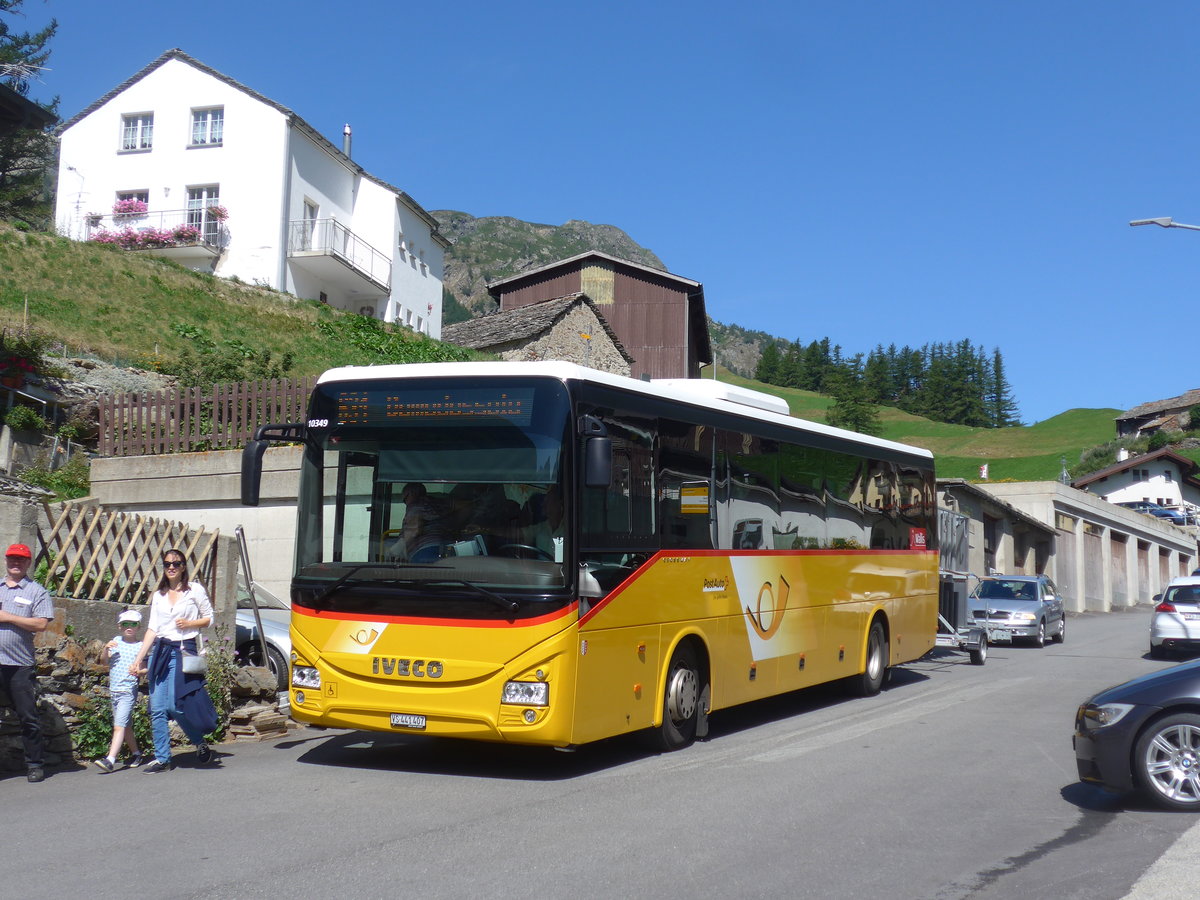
left=1075, top=660, right=1200, bottom=810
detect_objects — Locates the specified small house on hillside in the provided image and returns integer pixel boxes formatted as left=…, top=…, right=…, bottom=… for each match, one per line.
left=53, top=49, right=448, bottom=336
left=441, top=293, right=634, bottom=376
left=1071, top=447, right=1200, bottom=521
left=1116, top=389, right=1200, bottom=438
left=486, top=251, right=711, bottom=380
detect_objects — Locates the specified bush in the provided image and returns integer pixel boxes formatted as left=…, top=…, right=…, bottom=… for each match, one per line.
left=5, top=404, right=47, bottom=432
left=17, top=451, right=90, bottom=500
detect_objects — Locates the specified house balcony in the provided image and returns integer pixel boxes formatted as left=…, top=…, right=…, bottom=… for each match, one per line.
left=85, top=209, right=228, bottom=261
left=287, top=219, right=391, bottom=297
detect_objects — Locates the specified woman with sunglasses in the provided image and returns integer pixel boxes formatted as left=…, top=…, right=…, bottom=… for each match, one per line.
left=130, top=550, right=217, bottom=772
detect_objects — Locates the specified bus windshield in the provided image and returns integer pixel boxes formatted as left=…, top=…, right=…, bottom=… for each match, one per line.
left=294, top=377, right=572, bottom=603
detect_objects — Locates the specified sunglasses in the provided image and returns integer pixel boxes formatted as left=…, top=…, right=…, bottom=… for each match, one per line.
left=163, top=560, right=184, bottom=569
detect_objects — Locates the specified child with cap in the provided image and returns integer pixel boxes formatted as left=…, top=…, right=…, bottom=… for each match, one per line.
left=94, top=608, right=147, bottom=772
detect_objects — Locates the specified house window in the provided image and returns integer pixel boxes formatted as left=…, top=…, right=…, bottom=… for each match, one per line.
left=121, top=113, right=153, bottom=151
left=116, top=190, right=149, bottom=206
left=186, top=185, right=221, bottom=241
left=1165, top=471, right=1173, bottom=483
left=190, top=107, right=224, bottom=146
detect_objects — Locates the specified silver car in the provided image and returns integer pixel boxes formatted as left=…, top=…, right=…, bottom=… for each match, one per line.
left=235, top=581, right=291, bottom=691
left=968, top=574, right=1066, bottom=648
left=1150, top=576, right=1200, bottom=659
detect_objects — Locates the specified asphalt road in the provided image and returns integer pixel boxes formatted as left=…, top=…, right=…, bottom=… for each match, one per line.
left=3, top=606, right=1194, bottom=899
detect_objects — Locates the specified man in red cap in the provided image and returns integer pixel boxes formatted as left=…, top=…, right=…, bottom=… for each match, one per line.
left=0, top=543, right=53, bottom=782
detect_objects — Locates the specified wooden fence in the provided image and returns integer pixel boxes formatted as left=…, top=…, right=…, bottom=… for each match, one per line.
left=38, top=502, right=220, bottom=606
left=98, top=376, right=317, bottom=457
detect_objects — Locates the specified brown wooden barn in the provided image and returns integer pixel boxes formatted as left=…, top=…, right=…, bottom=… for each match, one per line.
left=486, top=251, right=712, bottom=380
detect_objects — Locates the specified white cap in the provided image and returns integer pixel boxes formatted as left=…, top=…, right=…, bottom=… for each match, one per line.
left=117, top=609, right=142, bottom=625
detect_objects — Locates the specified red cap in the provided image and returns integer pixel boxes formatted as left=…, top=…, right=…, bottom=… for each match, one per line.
left=5, top=543, right=31, bottom=559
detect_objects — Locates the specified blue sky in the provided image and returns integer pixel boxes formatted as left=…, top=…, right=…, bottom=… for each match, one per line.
left=23, top=1, right=1200, bottom=424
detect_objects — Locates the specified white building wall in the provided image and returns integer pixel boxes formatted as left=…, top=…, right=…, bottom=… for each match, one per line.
left=391, top=201, right=446, bottom=337
left=56, top=58, right=290, bottom=287
left=56, top=52, right=447, bottom=337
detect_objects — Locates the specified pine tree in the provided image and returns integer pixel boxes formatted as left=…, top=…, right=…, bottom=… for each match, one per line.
left=0, top=1, right=58, bottom=228
left=988, top=347, right=1022, bottom=427
left=755, top=340, right=782, bottom=384
left=826, top=358, right=882, bottom=436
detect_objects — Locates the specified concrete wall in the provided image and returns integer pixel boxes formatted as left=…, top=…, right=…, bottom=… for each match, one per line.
left=983, top=481, right=1197, bottom=613
left=90, top=446, right=301, bottom=601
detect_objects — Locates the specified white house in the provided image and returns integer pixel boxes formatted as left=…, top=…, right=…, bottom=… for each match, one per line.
left=54, top=49, right=448, bottom=337
left=1071, top=448, right=1200, bottom=520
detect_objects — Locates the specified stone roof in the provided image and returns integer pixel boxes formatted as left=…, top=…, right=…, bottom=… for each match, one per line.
left=441, top=293, right=634, bottom=364
left=1118, top=388, right=1200, bottom=422
left=55, top=49, right=448, bottom=248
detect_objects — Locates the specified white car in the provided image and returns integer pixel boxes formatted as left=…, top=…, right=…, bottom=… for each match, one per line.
left=1150, top=576, right=1200, bottom=659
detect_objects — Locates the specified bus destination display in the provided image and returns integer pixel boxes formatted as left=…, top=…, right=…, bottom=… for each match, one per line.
left=335, top=387, right=535, bottom=427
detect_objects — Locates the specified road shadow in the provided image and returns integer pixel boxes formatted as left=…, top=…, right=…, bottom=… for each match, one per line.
left=1059, top=780, right=1199, bottom=815
left=288, top=663, right=937, bottom=780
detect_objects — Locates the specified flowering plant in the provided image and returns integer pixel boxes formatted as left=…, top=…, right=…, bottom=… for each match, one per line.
left=90, top=227, right=187, bottom=250
left=206, top=205, right=228, bottom=222
left=112, top=198, right=148, bottom=217
left=172, top=223, right=202, bottom=243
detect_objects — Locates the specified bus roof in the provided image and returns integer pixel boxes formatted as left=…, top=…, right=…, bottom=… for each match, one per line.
left=316, top=361, right=933, bottom=461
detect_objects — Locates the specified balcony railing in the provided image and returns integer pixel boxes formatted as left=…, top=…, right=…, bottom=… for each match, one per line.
left=287, top=218, right=391, bottom=290
left=84, top=208, right=229, bottom=252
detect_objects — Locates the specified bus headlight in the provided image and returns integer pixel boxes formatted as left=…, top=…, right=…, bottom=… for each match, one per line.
left=292, top=666, right=321, bottom=689
left=502, top=681, right=549, bottom=706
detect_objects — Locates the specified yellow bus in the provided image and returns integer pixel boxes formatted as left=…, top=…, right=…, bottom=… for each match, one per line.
left=242, top=361, right=938, bottom=751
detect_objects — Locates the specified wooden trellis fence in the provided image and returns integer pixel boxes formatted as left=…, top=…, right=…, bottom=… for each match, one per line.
left=38, top=501, right=220, bottom=607
left=98, top=376, right=317, bottom=457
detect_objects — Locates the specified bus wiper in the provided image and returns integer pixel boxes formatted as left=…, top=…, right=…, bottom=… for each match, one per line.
left=311, top=562, right=452, bottom=609
left=434, top=579, right=520, bottom=613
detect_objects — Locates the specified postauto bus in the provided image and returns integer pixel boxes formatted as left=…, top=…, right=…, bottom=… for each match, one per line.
left=241, top=361, right=938, bottom=751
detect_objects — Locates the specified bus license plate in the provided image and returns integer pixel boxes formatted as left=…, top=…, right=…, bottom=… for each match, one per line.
left=390, top=713, right=426, bottom=730
left=987, top=627, right=1013, bottom=642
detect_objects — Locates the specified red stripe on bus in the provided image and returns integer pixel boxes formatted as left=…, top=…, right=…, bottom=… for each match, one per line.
left=291, top=602, right=578, bottom=628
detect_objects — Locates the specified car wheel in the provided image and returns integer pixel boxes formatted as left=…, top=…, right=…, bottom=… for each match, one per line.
left=240, top=640, right=289, bottom=692
left=850, top=619, right=889, bottom=696
left=1134, top=713, right=1200, bottom=811
left=1052, top=616, right=1066, bottom=644
left=1150, top=642, right=1168, bottom=660
left=647, top=642, right=703, bottom=752
left=1032, top=620, right=1046, bottom=648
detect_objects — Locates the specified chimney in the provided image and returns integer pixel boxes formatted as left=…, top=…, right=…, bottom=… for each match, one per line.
left=343, top=124, right=352, bottom=158
left=1117, top=447, right=1129, bottom=462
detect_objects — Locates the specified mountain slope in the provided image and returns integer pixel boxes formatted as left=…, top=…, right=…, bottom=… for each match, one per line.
left=432, top=211, right=666, bottom=315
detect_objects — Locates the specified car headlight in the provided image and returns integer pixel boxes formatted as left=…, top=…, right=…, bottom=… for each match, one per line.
left=1010, top=612, right=1037, bottom=622
left=1080, top=702, right=1135, bottom=730
left=292, top=665, right=321, bottom=689
left=502, top=681, right=549, bottom=706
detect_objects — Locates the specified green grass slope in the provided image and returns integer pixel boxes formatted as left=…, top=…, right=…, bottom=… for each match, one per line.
left=0, top=227, right=469, bottom=374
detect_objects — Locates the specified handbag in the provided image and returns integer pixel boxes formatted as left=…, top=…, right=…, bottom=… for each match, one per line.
left=181, top=633, right=208, bottom=675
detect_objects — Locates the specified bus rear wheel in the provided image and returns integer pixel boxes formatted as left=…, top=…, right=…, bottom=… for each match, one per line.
left=851, top=619, right=888, bottom=697
left=650, top=643, right=702, bottom=752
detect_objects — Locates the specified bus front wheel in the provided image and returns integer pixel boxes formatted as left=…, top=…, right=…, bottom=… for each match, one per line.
left=851, top=619, right=888, bottom=697
left=650, top=643, right=702, bottom=752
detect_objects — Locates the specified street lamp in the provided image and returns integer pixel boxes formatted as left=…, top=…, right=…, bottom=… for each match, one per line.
left=1129, top=217, right=1200, bottom=232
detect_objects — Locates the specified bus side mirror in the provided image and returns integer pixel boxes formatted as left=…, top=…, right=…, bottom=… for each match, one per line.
left=241, top=440, right=268, bottom=506
left=584, top=436, right=612, bottom=488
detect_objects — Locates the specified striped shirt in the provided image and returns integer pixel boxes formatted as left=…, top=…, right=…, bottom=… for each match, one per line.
left=0, top=576, right=53, bottom=667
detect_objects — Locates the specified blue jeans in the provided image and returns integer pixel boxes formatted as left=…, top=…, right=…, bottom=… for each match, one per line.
left=147, top=649, right=206, bottom=762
